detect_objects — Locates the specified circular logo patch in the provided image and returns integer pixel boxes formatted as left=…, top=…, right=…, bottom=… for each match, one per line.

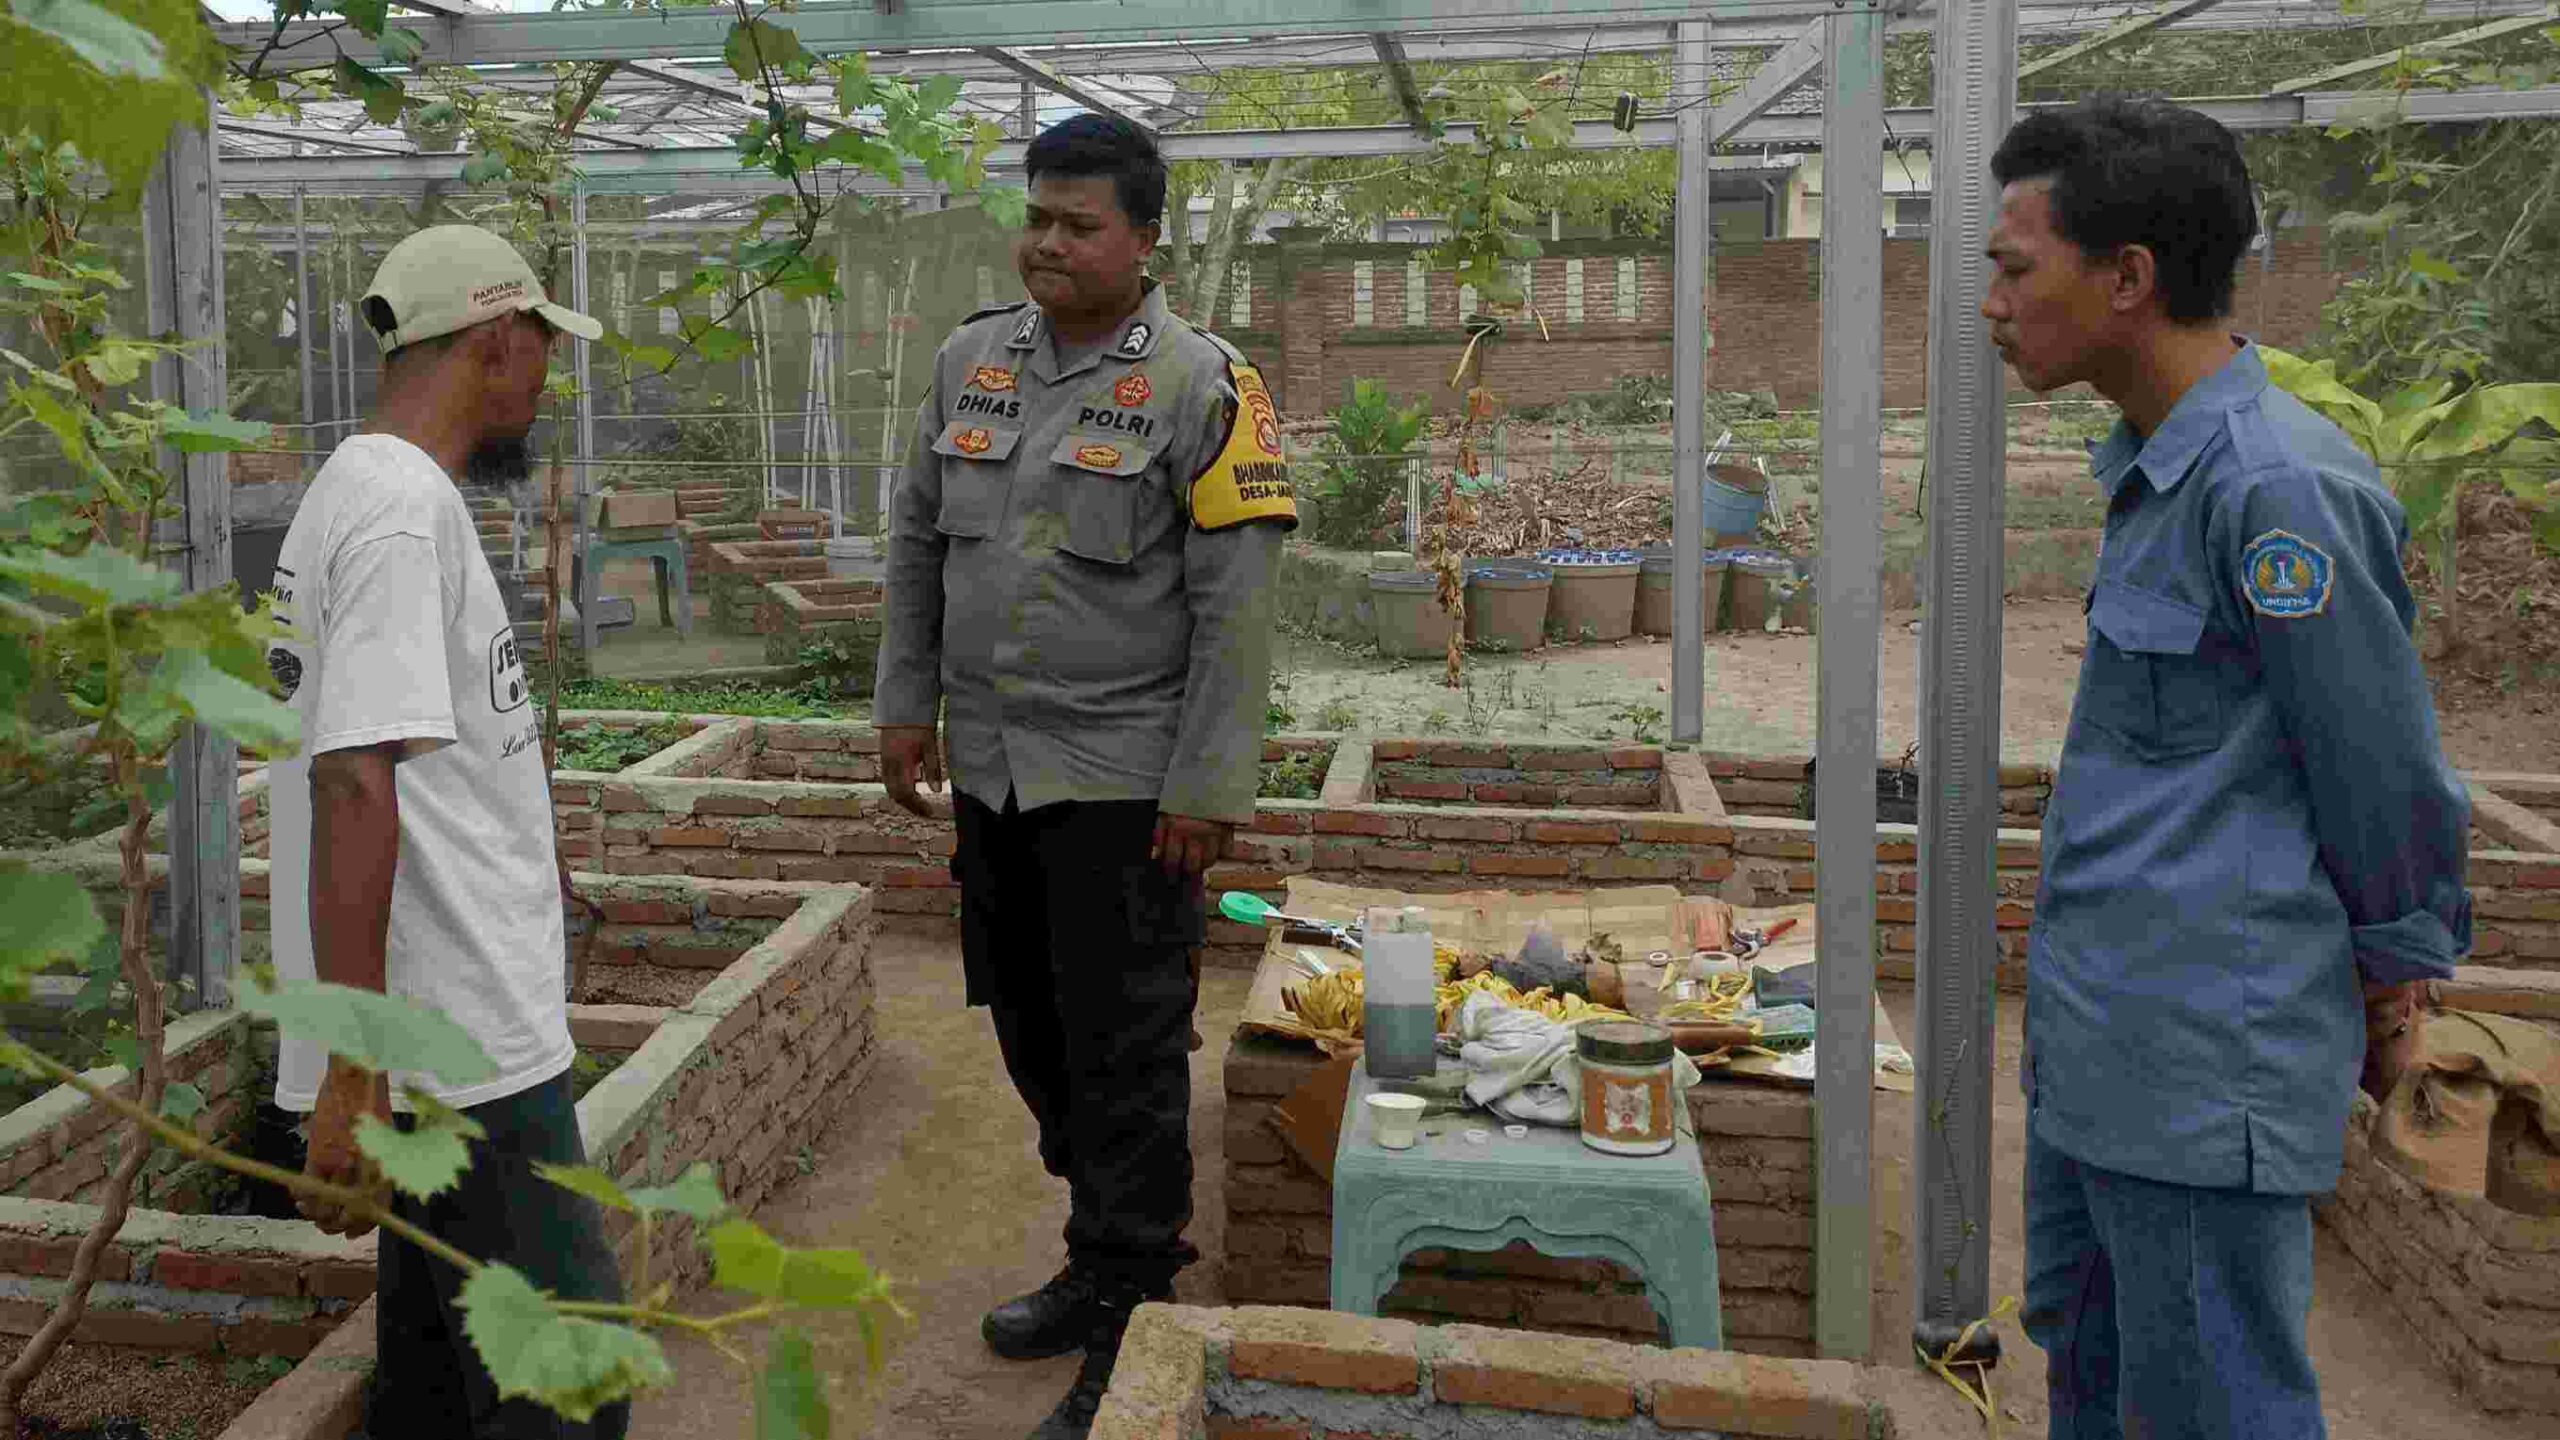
left=954, top=427, right=993, bottom=456
left=1114, top=373, right=1152, bottom=408
left=2240, top=529, right=2334, bottom=619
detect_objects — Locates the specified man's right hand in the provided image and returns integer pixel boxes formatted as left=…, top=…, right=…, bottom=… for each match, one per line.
left=299, top=1057, right=393, bottom=1238
left=880, top=724, right=949, bottom=819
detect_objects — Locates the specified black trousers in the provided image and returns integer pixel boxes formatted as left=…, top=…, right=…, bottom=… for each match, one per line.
left=952, top=791, right=1205, bottom=1290
left=362, top=1072, right=629, bottom=1440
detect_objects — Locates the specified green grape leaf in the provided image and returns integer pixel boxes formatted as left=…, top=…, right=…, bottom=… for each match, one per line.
left=979, top=186, right=1028, bottom=231
left=0, top=865, right=102, bottom=993
left=835, top=49, right=874, bottom=112
left=2406, top=250, right=2463, bottom=284
left=330, top=0, right=390, bottom=38
left=708, top=1219, right=889, bottom=1309
left=377, top=26, right=424, bottom=68
left=459, top=1264, right=673, bottom=1422
left=813, top=130, right=901, bottom=184
left=356, top=1113, right=471, bottom=1199
left=239, top=979, right=497, bottom=1087
left=916, top=74, right=961, bottom=118
left=755, top=1327, right=829, bottom=1440
left=723, top=19, right=805, bottom=83
left=334, top=57, right=406, bottom=126
left=0, top=0, right=166, bottom=79
left=461, top=151, right=513, bottom=186
left=535, top=1163, right=633, bottom=1212
left=625, top=1161, right=728, bottom=1221
left=679, top=318, right=756, bottom=364
left=164, top=409, right=271, bottom=453
left=104, top=1031, right=140, bottom=1071
left=160, top=1080, right=205, bottom=1122
left=0, top=546, right=180, bottom=606
left=80, top=341, right=153, bottom=387
left=155, top=650, right=299, bottom=751
left=8, top=272, right=76, bottom=294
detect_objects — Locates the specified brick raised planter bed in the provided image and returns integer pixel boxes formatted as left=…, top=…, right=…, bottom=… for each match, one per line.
left=705, top=540, right=828, bottom=635
left=1223, top=1034, right=1822, bottom=1356
left=756, top=577, right=883, bottom=679
left=2318, top=1094, right=2560, bottom=1419
left=0, top=872, right=873, bottom=1398
left=1095, top=1303, right=1944, bottom=1438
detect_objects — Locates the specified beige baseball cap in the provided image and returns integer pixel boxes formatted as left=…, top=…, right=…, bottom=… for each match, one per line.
left=360, top=224, right=602, bottom=353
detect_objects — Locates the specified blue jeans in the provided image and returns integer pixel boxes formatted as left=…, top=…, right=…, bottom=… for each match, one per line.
left=2023, top=1133, right=2325, bottom=1440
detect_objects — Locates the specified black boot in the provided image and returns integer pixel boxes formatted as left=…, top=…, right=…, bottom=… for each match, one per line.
left=982, top=1266, right=1101, bottom=1361
left=1026, top=1290, right=1150, bottom=1440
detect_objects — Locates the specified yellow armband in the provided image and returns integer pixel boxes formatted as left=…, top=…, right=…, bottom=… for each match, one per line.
left=1189, top=362, right=1299, bottom=532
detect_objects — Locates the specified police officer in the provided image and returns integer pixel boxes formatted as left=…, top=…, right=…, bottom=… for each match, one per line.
left=1983, top=99, right=2472, bottom=1439
left=871, top=114, right=1295, bottom=1440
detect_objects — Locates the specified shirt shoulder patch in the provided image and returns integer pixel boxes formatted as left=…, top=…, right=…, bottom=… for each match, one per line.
left=1189, top=361, right=1297, bottom=533
left=2240, top=529, right=2334, bottom=619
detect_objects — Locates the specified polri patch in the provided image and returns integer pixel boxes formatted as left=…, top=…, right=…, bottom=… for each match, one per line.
left=1076, top=442, right=1123, bottom=469
left=2241, top=529, right=2333, bottom=619
left=969, top=366, right=1017, bottom=393
left=1114, top=373, right=1151, bottom=407
left=953, top=426, right=995, bottom=456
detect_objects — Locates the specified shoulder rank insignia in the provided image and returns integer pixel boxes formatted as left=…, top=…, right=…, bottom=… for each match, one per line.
left=1114, top=373, right=1151, bottom=408
left=1008, top=309, right=1043, bottom=348
left=1113, top=321, right=1154, bottom=360
left=2240, top=529, right=2333, bottom=619
left=1190, top=361, right=1298, bottom=533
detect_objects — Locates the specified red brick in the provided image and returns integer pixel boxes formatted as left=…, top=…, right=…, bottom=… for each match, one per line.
left=1359, top=846, right=1463, bottom=874
left=1693, top=857, right=1737, bottom=881
left=1523, top=1288, right=1667, bottom=1336
left=1877, top=840, right=1918, bottom=862
left=707, top=893, right=806, bottom=919
left=0, top=1236, right=130, bottom=1281
left=600, top=900, right=691, bottom=925
left=1431, top=1326, right=1642, bottom=1419
left=1382, top=779, right=1469, bottom=801
left=1379, top=1272, right=1522, bottom=1322
left=603, top=855, right=689, bottom=877
left=1583, top=855, right=1684, bottom=881
left=1372, top=740, right=1421, bottom=760
left=777, top=794, right=866, bottom=818
left=777, top=858, right=868, bottom=883
left=1250, top=809, right=1314, bottom=835
left=555, top=836, right=598, bottom=859
left=1206, top=1422, right=1313, bottom=1440
left=649, top=826, right=731, bottom=848
left=1313, top=840, right=1361, bottom=870
left=1470, top=784, right=1530, bottom=804
left=686, top=856, right=782, bottom=880
left=1535, top=749, right=1613, bottom=771
left=2517, top=865, right=2560, bottom=890
left=1423, top=744, right=1510, bottom=768
left=599, top=785, right=649, bottom=813
left=551, top=783, right=598, bottom=806
left=1412, top=815, right=1515, bottom=843
left=221, top=1317, right=340, bottom=1358
left=880, top=865, right=954, bottom=889
left=736, top=826, right=832, bottom=853
left=1472, top=853, right=1571, bottom=878
left=1525, top=820, right=1622, bottom=845
left=1607, top=747, right=1666, bottom=769
left=1786, top=866, right=1818, bottom=892
left=690, top=792, right=776, bottom=817
left=1651, top=1352, right=1870, bottom=1438
left=1735, top=831, right=1817, bottom=859
left=1631, top=818, right=1727, bottom=844
left=1875, top=897, right=1917, bottom=923
left=1997, top=902, right=2035, bottom=930
left=1227, top=1318, right=1420, bottom=1395
left=1315, top=810, right=1406, bottom=837
left=1222, top=1259, right=1331, bottom=1306
left=154, top=1249, right=303, bottom=1298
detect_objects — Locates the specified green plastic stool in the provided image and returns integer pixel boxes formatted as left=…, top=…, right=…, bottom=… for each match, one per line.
left=1330, top=1060, right=1724, bottom=1348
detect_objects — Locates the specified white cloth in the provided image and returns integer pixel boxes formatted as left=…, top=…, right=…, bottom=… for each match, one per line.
left=1451, top=992, right=1704, bottom=1129
left=265, top=434, right=571, bottom=1113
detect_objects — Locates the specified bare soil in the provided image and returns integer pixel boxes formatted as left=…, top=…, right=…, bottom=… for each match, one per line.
left=1271, top=596, right=2560, bottom=777
left=0, top=1338, right=285, bottom=1440
left=620, top=933, right=2537, bottom=1439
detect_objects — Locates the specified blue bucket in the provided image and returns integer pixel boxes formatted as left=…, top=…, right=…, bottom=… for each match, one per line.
left=1702, top=463, right=1769, bottom=538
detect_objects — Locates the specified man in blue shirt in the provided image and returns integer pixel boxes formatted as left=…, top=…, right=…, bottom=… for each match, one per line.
left=1983, top=99, right=2474, bottom=1439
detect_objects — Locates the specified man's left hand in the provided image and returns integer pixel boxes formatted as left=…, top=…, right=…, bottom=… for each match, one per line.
left=1152, top=813, right=1230, bottom=881
left=2360, top=979, right=2427, bottom=1102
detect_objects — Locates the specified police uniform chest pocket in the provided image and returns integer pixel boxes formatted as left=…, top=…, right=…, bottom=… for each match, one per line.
left=1049, top=434, right=1153, bottom=565
left=928, top=422, right=1020, bottom=538
left=2085, top=581, right=2226, bottom=761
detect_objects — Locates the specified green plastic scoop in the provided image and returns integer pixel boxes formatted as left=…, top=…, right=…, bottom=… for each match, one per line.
left=1218, top=892, right=1362, bottom=952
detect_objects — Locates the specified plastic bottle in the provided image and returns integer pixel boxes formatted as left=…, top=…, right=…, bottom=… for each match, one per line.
left=1362, top=906, right=1438, bottom=1079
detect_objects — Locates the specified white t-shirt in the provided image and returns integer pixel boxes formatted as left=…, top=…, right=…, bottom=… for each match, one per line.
left=264, top=433, right=571, bottom=1113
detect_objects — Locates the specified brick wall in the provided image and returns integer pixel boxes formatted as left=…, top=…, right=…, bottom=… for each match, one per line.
left=2318, top=1095, right=2560, bottom=1418
left=1257, top=232, right=2350, bottom=414
left=549, top=772, right=960, bottom=929
left=706, top=540, right=829, bottom=635
left=679, top=518, right=759, bottom=581
left=1705, top=751, right=2052, bottom=824
left=1098, top=1303, right=1926, bottom=1439
left=1370, top=740, right=1667, bottom=808
left=759, top=578, right=883, bottom=680
left=0, top=1011, right=262, bottom=1209
left=1222, top=1037, right=1820, bottom=1358
left=577, top=879, right=879, bottom=1282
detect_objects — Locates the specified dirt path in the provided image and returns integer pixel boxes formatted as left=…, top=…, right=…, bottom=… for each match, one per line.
left=622, top=934, right=2537, bottom=1439
left=1273, top=596, right=2560, bottom=776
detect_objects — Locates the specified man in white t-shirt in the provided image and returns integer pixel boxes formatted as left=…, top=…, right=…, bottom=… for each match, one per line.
left=264, top=225, right=624, bottom=1440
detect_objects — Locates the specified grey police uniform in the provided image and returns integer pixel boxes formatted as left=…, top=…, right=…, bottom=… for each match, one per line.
left=872, top=278, right=1296, bottom=1291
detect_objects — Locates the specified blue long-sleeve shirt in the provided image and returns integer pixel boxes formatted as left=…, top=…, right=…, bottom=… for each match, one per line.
left=2025, top=341, right=2474, bottom=1196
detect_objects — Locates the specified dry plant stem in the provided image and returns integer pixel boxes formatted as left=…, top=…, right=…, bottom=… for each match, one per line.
left=0, top=752, right=169, bottom=1425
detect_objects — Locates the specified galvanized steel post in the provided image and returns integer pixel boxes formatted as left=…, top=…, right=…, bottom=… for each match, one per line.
left=1913, top=0, right=2018, bottom=1368
left=1812, top=0, right=1887, bottom=1362
left=1669, top=18, right=1711, bottom=744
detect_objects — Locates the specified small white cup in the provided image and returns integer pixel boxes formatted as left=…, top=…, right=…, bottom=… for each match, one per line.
left=1365, top=1092, right=1426, bottom=1150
